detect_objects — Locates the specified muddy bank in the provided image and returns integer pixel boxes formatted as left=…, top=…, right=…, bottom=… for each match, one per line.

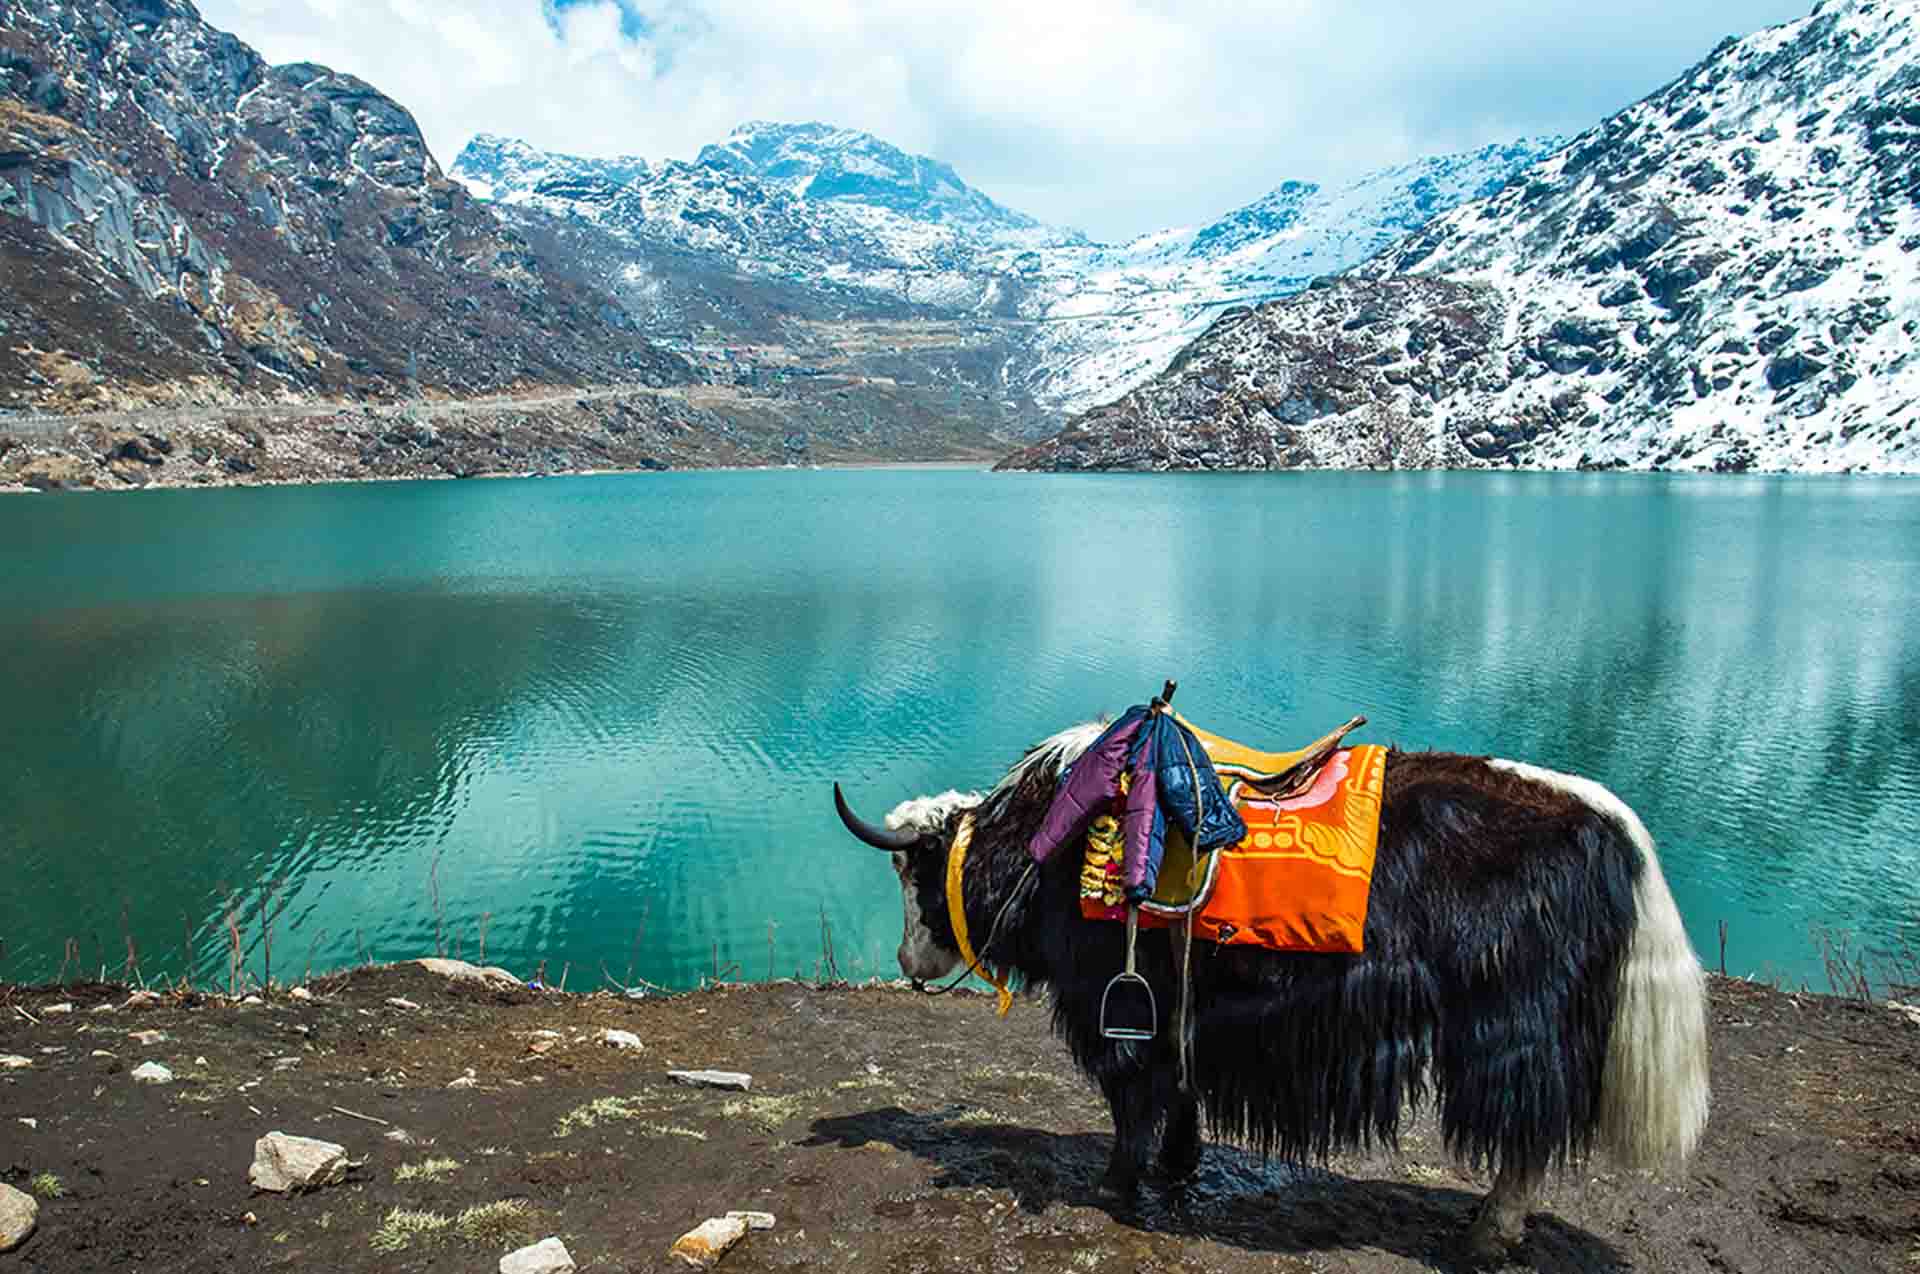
left=1, top=964, right=1916, bottom=1272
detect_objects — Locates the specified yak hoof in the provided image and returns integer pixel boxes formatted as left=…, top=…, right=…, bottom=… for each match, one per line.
left=1157, top=1134, right=1203, bottom=1183
left=1098, top=1163, right=1141, bottom=1200
left=1458, top=1208, right=1526, bottom=1270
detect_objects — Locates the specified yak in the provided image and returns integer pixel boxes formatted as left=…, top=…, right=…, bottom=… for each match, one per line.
left=834, top=720, right=1710, bottom=1265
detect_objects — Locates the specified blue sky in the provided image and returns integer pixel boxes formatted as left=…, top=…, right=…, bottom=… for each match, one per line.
left=200, top=0, right=1816, bottom=242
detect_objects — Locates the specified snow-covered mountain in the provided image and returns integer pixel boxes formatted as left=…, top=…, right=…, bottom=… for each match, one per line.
left=1003, top=139, right=1561, bottom=414
left=697, top=120, right=1057, bottom=244
left=451, top=128, right=1557, bottom=417
left=453, top=133, right=653, bottom=204
left=452, top=128, right=1030, bottom=311
left=1005, top=0, right=1920, bottom=473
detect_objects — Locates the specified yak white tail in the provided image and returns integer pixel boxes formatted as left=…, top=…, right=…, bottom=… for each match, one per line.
left=1595, top=793, right=1711, bottom=1171
left=1492, top=760, right=1711, bottom=1171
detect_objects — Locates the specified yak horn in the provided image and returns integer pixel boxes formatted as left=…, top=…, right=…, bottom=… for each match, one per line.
left=834, top=783, right=918, bottom=851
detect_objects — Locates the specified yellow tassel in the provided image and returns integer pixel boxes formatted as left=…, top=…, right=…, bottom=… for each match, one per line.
left=946, top=813, right=1013, bottom=1017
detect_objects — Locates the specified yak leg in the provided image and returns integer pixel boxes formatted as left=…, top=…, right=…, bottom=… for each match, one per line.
left=1157, top=1087, right=1203, bottom=1181
left=1097, top=1063, right=1164, bottom=1196
left=1462, top=1160, right=1540, bottom=1266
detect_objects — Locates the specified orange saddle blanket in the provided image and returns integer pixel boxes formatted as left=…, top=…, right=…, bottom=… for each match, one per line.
left=1078, top=726, right=1387, bottom=954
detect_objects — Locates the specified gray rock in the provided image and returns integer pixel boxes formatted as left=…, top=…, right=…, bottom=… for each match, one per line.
left=726, top=1210, right=776, bottom=1230
left=500, top=1235, right=576, bottom=1274
left=248, top=1132, right=351, bottom=1192
left=599, top=1028, right=642, bottom=1050
left=0, top=1183, right=36, bottom=1253
left=131, top=1061, right=173, bottom=1083
left=414, top=957, right=522, bottom=990
left=668, top=1069, right=751, bottom=1092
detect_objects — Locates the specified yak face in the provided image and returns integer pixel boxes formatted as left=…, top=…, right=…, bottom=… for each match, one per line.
left=881, top=791, right=977, bottom=982
left=834, top=784, right=978, bottom=982
left=836, top=722, right=1103, bottom=984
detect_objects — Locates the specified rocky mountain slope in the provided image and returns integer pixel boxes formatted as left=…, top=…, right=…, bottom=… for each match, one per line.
left=0, top=0, right=688, bottom=415
left=1003, top=0, right=1920, bottom=473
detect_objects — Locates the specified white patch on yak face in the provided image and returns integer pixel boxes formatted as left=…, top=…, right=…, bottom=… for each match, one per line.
left=891, top=849, right=959, bottom=982
left=884, top=790, right=979, bottom=982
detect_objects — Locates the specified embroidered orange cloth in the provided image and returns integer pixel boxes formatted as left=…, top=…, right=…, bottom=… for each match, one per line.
left=1079, top=743, right=1387, bottom=954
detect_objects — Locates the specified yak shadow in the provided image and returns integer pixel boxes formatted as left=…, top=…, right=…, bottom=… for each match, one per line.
left=801, top=1105, right=1628, bottom=1273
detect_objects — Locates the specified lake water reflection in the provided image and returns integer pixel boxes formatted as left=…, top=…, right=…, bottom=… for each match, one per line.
left=0, top=469, right=1914, bottom=990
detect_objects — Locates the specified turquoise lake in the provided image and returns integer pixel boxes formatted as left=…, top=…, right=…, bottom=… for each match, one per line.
left=1, top=469, right=1916, bottom=991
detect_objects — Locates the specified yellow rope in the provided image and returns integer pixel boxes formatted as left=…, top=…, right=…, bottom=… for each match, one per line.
left=946, top=813, right=1014, bottom=1017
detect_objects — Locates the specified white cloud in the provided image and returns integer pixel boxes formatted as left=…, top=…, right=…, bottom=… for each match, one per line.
left=197, top=0, right=1816, bottom=242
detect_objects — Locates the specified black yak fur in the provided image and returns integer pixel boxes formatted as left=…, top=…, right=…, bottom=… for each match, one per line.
left=866, top=741, right=1704, bottom=1204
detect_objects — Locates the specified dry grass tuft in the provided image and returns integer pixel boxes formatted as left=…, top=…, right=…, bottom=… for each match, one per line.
left=393, top=1156, right=460, bottom=1184
left=721, top=1092, right=807, bottom=1131
left=453, top=1199, right=532, bottom=1246
left=369, top=1208, right=450, bottom=1252
left=555, top=1094, right=642, bottom=1138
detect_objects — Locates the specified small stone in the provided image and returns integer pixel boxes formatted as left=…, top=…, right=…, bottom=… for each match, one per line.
left=599, top=1028, right=642, bottom=1050
left=241, top=995, right=264, bottom=1006
left=726, top=1210, right=776, bottom=1230
left=272, top=1056, right=301, bottom=1071
left=195, top=1056, right=209, bottom=1066
left=0, top=1183, right=38, bottom=1253
left=500, top=1235, right=576, bottom=1274
left=130, top=1029, right=167, bottom=1046
left=123, top=991, right=162, bottom=1010
left=383, top=1128, right=414, bottom=1144
left=90, top=1050, right=116, bottom=1059
left=669, top=1216, right=747, bottom=1269
left=289, top=986, right=313, bottom=1002
left=386, top=997, right=420, bottom=1011
left=42, top=1003, right=73, bottom=1016
left=668, top=1069, right=751, bottom=1092
left=132, top=1062, right=174, bottom=1084
left=0, top=1055, right=30, bottom=1070
left=1890, top=1001, right=1920, bottom=1028
left=16, top=1119, right=36, bottom=1130
left=248, top=1132, right=351, bottom=1192
left=447, top=1074, right=478, bottom=1090
left=89, top=1003, right=116, bottom=1014
left=242, top=1210, right=257, bottom=1225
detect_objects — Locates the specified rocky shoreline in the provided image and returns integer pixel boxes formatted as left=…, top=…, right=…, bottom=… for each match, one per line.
left=1, top=961, right=1916, bottom=1272
left=0, top=383, right=1004, bottom=493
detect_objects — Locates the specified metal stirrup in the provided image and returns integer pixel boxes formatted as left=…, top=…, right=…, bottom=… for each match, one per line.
left=1100, top=904, right=1157, bottom=1041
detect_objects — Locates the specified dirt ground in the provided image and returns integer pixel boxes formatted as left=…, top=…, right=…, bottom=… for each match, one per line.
left=1, top=964, right=1916, bottom=1273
